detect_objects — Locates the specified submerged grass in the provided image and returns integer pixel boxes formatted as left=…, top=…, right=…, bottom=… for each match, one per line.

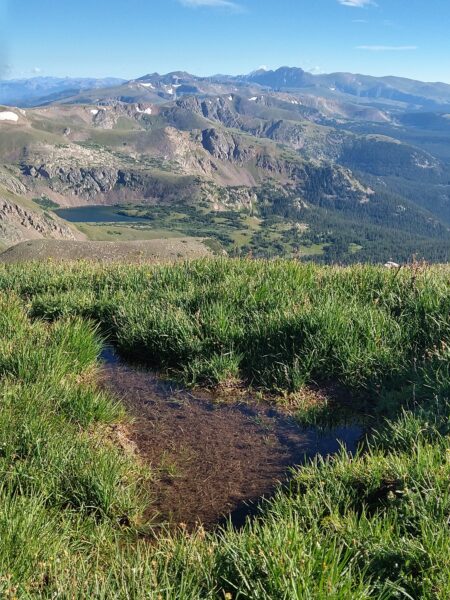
left=0, top=259, right=449, bottom=597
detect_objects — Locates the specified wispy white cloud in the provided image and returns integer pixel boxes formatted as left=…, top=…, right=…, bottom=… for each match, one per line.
left=339, top=0, right=374, bottom=7
left=356, top=45, right=418, bottom=51
left=178, top=0, right=242, bottom=10
left=352, top=18, right=368, bottom=23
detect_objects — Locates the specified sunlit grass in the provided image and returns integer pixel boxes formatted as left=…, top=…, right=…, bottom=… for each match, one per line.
left=4, top=258, right=449, bottom=394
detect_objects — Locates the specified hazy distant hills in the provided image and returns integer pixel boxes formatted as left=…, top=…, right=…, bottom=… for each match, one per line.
left=0, top=77, right=126, bottom=107
left=240, top=67, right=450, bottom=110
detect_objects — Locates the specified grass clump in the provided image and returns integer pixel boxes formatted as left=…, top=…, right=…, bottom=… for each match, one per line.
left=0, top=294, right=150, bottom=595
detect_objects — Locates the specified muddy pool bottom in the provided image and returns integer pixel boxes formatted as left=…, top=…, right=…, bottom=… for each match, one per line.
left=100, top=349, right=364, bottom=530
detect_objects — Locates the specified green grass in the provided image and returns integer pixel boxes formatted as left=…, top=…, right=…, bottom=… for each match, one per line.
left=4, top=259, right=449, bottom=392
left=0, top=293, right=152, bottom=597
left=0, top=259, right=449, bottom=597
left=298, top=242, right=326, bottom=257
left=32, top=196, right=60, bottom=211
left=75, top=222, right=186, bottom=241
left=349, top=243, right=363, bottom=254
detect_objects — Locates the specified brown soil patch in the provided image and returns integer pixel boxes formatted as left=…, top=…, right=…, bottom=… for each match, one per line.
left=100, top=353, right=363, bottom=529
left=0, top=238, right=211, bottom=263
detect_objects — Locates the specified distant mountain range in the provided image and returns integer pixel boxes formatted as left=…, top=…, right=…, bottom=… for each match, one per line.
left=0, top=77, right=126, bottom=107
left=2, top=67, right=450, bottom=111
left=241, top=67, right=450, bottom=110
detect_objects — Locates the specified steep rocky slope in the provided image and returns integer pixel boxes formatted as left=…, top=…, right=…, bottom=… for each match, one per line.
left=0, top=167, right=82, bottom=248
left=0, top=197, right=79, bottom=246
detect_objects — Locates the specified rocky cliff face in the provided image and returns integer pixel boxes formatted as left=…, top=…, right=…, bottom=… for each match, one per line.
left=175, top=96, right=242, bottom=129
left=0, top=170, right=28, bottom=195
left=12, top=102, right=374, bottom=211
left=201, top=128, right=257, bottom=163
left=22, top=162, right=203, bottom=203
left=245, top=121, right=347, bottom=161
left=171, top=96, right=347, bottom=161
left=0, top=197, right=79, bottom=246
left=20, top=138, right=372, bottom=210
left=23, top=164, right=120, bottom=198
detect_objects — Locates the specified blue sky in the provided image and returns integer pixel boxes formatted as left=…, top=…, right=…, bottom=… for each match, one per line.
left=1, top=0, right=449, bottom=83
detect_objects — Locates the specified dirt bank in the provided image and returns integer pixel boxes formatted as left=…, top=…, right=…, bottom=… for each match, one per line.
left=0, top=237, right=212, bottom=263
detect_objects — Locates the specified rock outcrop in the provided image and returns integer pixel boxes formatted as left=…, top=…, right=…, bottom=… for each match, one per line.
left=24, top=164, right=120, bottom=197
left=201, top=128, right=256, bottom=163
left=0, top=198, right=78, bottom=246
left=0, top=170, right=28, bottom=196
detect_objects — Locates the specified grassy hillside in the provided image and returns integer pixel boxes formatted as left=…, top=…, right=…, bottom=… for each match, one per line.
left=0, top=259, right=450, bottom=598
